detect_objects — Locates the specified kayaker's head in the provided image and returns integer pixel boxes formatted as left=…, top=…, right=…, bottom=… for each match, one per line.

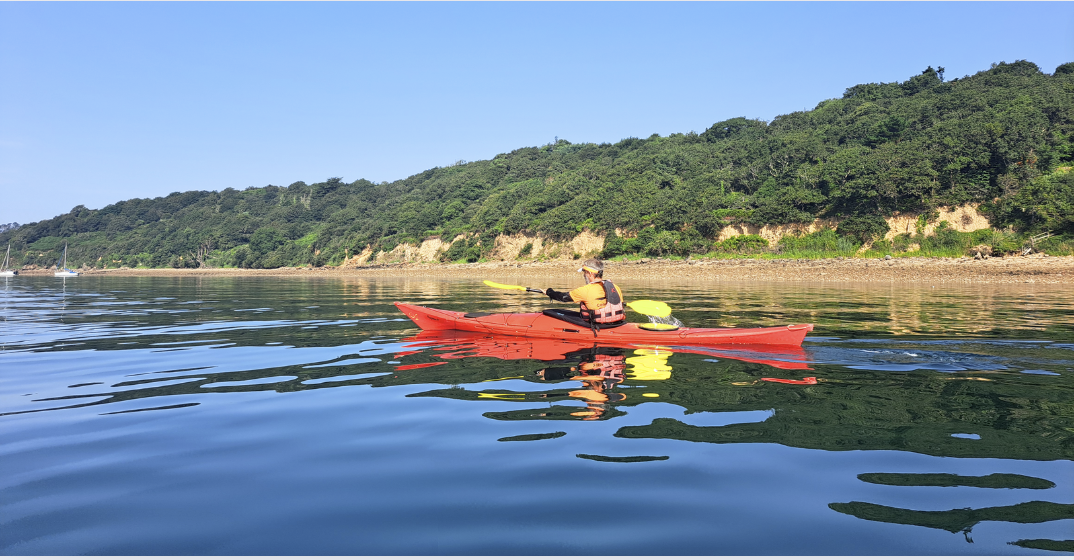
left=578, top=258, right=603, bottom=282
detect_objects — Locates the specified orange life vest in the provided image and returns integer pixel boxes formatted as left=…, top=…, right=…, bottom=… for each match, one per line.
left=579, top=280, right=625, bottom=324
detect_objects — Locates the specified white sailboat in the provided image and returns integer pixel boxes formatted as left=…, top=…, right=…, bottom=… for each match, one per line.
left=0, top=244, right=16, bottom=277
left=54, top=243, right=79, bottom=277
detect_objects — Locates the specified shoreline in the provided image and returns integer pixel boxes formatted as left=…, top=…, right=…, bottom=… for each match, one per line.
left=13, top=254, right=1073, bottom=285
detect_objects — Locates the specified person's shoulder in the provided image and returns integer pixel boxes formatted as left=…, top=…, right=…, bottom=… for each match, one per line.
left=573, top=283, right=600, bottom=293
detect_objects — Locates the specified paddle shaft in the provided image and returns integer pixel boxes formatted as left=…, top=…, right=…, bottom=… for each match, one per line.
left=484, top=280, right=670, bottom=317
left=483, top=280, right=546, bottom=294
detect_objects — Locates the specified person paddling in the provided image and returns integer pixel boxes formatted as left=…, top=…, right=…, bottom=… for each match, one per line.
left=544, top=258, right=626, bottom=330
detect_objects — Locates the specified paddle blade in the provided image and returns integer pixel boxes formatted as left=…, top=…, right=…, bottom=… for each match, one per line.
left=483, top=280, right=528, bottom=292
left=627, top=300, right=672, bottom=318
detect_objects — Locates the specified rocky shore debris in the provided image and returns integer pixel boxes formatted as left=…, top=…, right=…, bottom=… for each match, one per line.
left=16, top=254, right=1071, bottom=285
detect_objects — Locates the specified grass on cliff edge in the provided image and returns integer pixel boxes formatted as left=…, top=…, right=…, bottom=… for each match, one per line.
left=606, top=226, right=1074, bottom=262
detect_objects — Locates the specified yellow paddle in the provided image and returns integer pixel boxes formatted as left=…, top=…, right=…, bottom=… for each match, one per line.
left=627, top=300, right=672, bottom=318
left=482, top=280, right=546, bottom=294
left=483, top=280, right=672, bottom=318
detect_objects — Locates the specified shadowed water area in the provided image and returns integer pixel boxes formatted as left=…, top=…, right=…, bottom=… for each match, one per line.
left=1, top=276, right=1072, bottom=555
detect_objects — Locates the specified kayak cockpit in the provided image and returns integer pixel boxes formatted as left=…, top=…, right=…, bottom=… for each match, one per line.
left=541, top=308, right=626, bottom=330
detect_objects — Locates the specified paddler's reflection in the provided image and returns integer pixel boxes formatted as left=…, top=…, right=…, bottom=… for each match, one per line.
left=537, top=350, right=627, bottom=420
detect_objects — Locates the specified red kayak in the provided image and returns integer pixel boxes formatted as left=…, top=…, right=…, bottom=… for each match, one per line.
left=394, top=302, right=814, bottom=346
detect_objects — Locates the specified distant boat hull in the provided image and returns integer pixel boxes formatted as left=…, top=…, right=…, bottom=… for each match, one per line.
left=0, top=270, right=16, bottom=277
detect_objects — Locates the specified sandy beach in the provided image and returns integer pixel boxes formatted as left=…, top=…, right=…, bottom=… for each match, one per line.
left=17, top=254, right=1073, bottom=285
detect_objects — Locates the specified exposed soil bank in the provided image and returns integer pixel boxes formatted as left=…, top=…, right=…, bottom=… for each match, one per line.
left=19, top=254, right=1073, bottom=285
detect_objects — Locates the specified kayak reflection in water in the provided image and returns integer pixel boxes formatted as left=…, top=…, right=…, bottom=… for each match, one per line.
left=538, top=349, right=628, bottom=420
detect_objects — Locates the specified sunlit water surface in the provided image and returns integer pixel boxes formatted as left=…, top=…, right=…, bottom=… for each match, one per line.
left=1, top=276, right=1072, bottom=555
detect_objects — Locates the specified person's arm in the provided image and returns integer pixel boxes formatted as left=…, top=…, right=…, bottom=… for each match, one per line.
left=545, top=288, right=574, bottom=303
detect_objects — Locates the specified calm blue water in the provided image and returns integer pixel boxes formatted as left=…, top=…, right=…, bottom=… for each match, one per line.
left=1, top=276, right=1072, bottom=554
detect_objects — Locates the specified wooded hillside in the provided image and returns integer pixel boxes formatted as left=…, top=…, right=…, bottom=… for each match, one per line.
left=3, top=60, right=1073, bottom=269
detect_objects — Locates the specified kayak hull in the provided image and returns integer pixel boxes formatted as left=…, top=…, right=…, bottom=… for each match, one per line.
left=394, top=302, right=813, bottom=346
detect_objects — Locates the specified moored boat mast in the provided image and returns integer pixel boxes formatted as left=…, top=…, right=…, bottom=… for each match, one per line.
left=54, top=242, right=79, bottom=277
left=0, top=244, right=16, bottom=276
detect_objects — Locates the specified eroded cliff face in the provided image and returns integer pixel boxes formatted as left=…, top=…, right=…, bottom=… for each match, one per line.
left=349, top=204, right=991, bottom=265
left=485, top=231, right=604, bottom=261
left=884, top=204, right=990, bottom=239
left=339, top=246, right=373, bottom=267
left=715, top=220, right=842, bottom=245
left=350, top=231, right=604, bottom=265
left=712, top=204, right=990, bottom=245
left=370, top=236, right=458, bottom=265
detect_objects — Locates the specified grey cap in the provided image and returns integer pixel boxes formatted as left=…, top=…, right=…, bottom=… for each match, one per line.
left=577, top=258, right=603, bottom=274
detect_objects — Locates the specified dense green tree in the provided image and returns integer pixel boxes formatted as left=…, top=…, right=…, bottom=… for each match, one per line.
left=836, top=215, right=891, bottom=244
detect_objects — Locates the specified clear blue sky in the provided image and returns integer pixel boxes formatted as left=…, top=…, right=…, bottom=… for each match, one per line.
left=1, top=2, right=1072, bottom=225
